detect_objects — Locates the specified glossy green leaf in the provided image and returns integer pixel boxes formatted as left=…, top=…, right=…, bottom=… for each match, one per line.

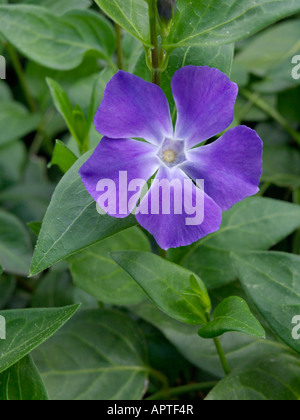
left=0, top=210, right=32, bottom=276
left=207, top=354, right=300, bottom=400
left=95, top=0, right=300, bottom=50
left=0, top=355, right=49, bottom=400
left=0, top=102, right=40, bottom=147
left=30, top=153, right=136, bottom=276
left=25, top=0, right=92, bottom=15
left=233, top=251, right=300, bottom=355
left=113, top=251, right=217, bottom=325
left=171, top=197, right=300, bottom=289
left=70, top=228, right=149, bottom=306
left=95, top=0, right=150, bottom=46
left=0, top=304, right=79, bottom=373
left=34, top=310, right=149, bottom=400
left=164, top=0, right=300, bottom=49
left=198, top=297, right=265, bottom=339
left=0, top=6, right=116, bottom=70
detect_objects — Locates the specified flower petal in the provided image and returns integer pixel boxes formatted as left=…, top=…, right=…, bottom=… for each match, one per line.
left=172, top=66, right=238, bottom=148
left=94, top=71, right=173, bottom=145
left=79, top=137, right=160, bottom=218
left=136, top=166, right=222, bottom=250
left=182, top=126, right=263, bottom=211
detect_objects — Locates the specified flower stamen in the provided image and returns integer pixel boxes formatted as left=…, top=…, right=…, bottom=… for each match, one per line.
left=163, top=150, right=176, bottom=163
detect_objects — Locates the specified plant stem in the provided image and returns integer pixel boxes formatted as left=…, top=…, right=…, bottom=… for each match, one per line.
left=147, top=381, right=218, bottom=400
left=6, top=43, right=38, bottom=113
left=258, top=181, right=271, bottom=197
left=240, top=88, right=300, bottom=146
left=205, top=313, right=231, bottom=376
left=213, top=337, right=231, bottom=376
left=148, top=0, right=161, bottom=86
left=115, top=23, right=124, bottom=70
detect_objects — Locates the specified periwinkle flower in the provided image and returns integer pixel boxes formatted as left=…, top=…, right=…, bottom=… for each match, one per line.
left=79, top=66, right=263, bottom=250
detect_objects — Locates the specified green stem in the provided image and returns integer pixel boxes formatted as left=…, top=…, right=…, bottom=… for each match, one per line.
left=6, top=43, right=37, bottom=113
left=258, top=181, right=271, bottom=197
left=115, top=23, right=124, bottom=70
left=213, top=337, right=231, bottom=376
left=205, top=313, right=231, bottom=376
left=148, top=0, right=161, bottom=86
left=240, top=88, right=300, bottom=146
left=147, top=381, right=218, bottom=400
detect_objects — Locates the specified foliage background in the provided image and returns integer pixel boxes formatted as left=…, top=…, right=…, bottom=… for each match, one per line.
left=0, top=0, right=300, bottom=400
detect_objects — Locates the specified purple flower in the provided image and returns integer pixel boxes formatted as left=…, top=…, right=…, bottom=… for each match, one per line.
left=79, top=66, right=263, bottom=250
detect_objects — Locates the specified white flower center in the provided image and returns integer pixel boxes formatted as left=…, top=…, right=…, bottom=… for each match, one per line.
left=163, top=150, right=176, bottom=163
left=158, top=138, right=187, bottom=168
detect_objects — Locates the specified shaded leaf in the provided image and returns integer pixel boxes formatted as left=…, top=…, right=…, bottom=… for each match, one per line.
left=0, top=304, right=79, bottom=373
left=34, top=310, right=149, bottom=400
left=233, top=251, right=300, bottom=355
left=70, top=228, right=149, bottom=306
left=198, top=296, right=265, bottom=339
left=30, top=152, right=136, bottom=276
left=113, top=251, right=209, bottom=324
left=0, top=355, right=49, bottom=400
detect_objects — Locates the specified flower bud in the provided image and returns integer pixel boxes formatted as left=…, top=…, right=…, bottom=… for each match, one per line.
left=157, top=0, right=177, bottom=22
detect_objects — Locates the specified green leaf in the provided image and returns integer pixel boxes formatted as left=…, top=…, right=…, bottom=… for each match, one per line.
left=171, top=197, right=300, bottom=289
left=0, top=6, right=116, bottom=70
left=27, top=222, right=42, bottom=237
left=257, top=123, right=300, bottom=189
left=0, top=274, right=16, bottom=310
left=206, top=354, right=300, bottom=400
left=0, top=141, right=26, bottom=187
left=0, top=101, right=40, bottom=147
left=0, top=305, right=79, bottom=373
left=0, top=210, right=32, bottom=276
left=0, top=355, right=49, bottom=400
left=32, top=266, right=97, bottom=309
left=94, top=0, right=150, bottom=46
left=233, top=251, right=300, bottom=355
left=47, top=79, right=79, bottom=140
left=69, top=228, right=149, bottom=306
left=164, top=0, right=300, bottom=49
left=0, top=80, right=12, bottom=101
left=25, top=0, right=92, bottom=15
left=198, top=296, right=265, bottom=339
left=236, top=19, right=300, bottom=92
left=132, top=300, right=290, bottom=378
left=34, top=310, right=149, bottom=400
left=113, top=251, right=213, bottom=325
left=49, top=140, right=77, bottom=174
left=30, top=153, right=136, bottom=276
